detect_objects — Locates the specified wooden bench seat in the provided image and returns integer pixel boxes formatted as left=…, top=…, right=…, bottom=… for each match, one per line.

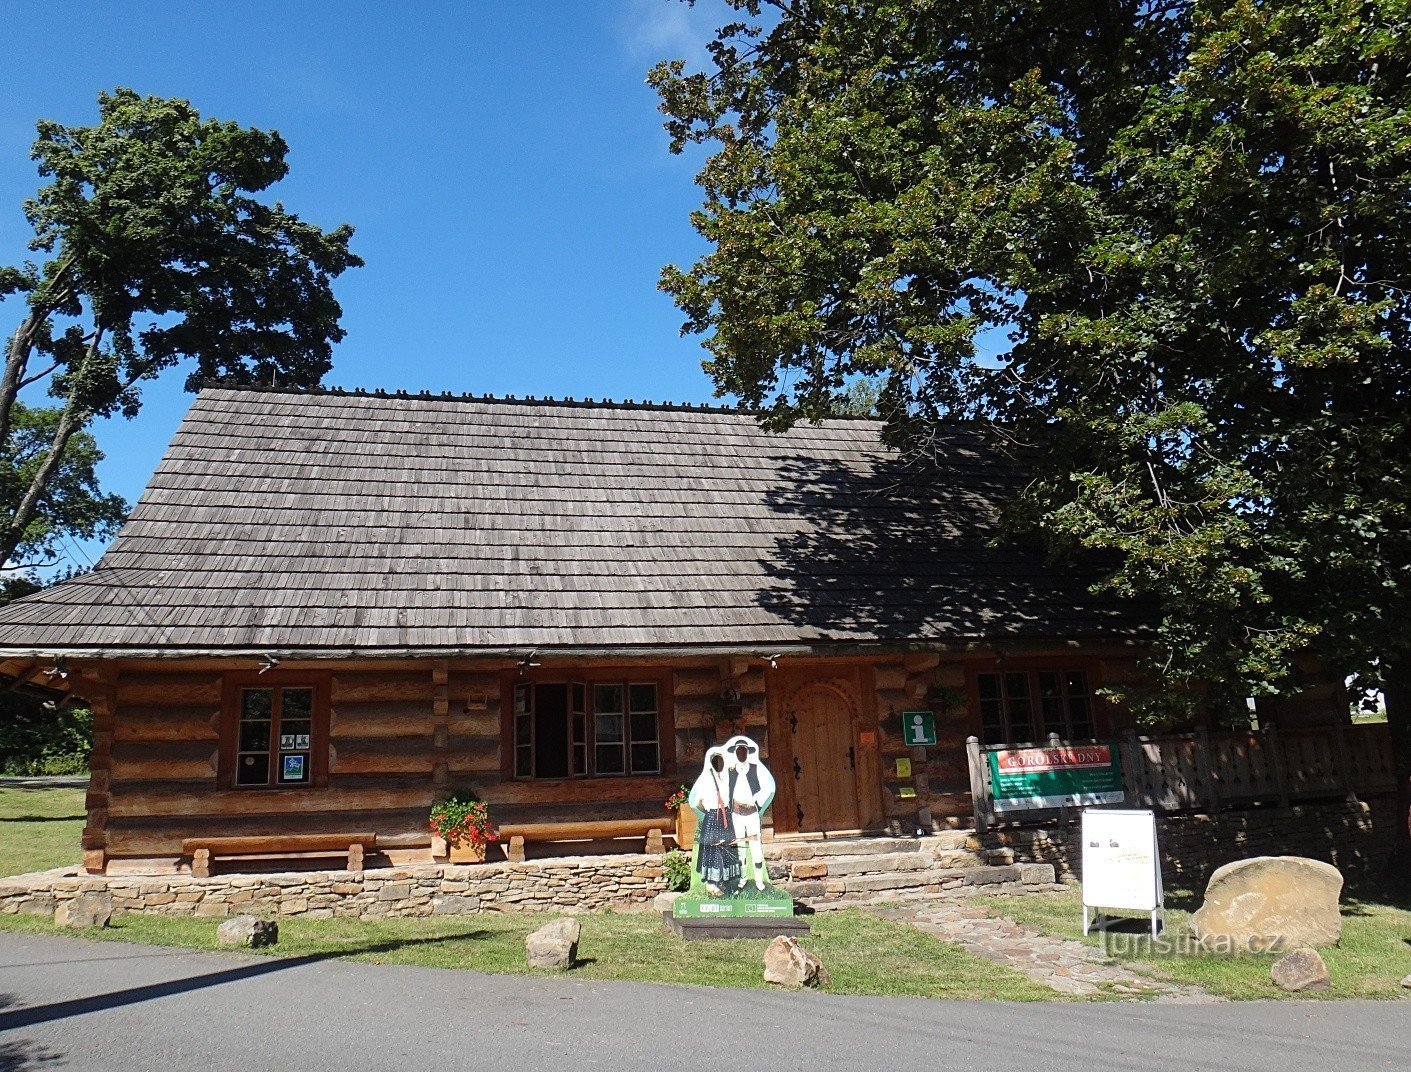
left=497, top=818, right=670, bottom=863
left=182, top=833, right=377, bottom=877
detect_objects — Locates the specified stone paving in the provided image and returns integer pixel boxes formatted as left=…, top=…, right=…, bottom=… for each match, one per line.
left=868, top=900, right=1214, bottom=1000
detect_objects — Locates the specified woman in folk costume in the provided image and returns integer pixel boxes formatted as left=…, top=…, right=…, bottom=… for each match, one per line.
left=687, top=746, right=740, bottom=895
left=724, top=735, right=775, bottom=891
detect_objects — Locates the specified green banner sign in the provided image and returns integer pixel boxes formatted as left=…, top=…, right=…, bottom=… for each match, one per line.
left=986, top=743, right=1125, bottom=812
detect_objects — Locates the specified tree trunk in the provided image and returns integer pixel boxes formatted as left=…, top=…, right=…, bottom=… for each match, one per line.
left=1382, top=659, right=1411, bottom=889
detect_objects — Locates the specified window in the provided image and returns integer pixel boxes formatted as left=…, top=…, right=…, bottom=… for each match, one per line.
left=226, top=680, right=327, bottom=788
left=977, top=669, right=1094, bottom=745
left=513, top=679, right=660, bottom=779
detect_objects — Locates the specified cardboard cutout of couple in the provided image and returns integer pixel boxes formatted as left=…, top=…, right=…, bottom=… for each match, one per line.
left=674, top=736, right=793, bottom=923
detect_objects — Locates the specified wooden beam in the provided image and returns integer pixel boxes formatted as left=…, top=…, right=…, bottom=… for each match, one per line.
left=498, top=818, right=671, bottom=842
left=182, top=833, right=377, bottom=854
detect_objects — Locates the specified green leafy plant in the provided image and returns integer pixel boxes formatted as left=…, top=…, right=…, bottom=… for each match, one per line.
left=428, top=794, right=497, bottom=848
left=663, top=848, right=692, bottom=892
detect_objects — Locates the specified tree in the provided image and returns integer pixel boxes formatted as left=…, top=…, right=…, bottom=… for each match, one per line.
left=652, top=1, right=1411, bottom=873
left=0, top=88, right=362, bottom=569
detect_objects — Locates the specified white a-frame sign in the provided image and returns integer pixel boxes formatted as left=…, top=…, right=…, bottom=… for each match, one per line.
left=1080, top=808, right=1165, bottom=938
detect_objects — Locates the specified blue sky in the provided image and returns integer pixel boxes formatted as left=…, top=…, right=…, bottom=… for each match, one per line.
left=0, top=0, right=727, bottom=569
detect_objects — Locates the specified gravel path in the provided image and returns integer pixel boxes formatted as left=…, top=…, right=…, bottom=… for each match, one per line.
left=869, top=901, right=1213, bottom=1000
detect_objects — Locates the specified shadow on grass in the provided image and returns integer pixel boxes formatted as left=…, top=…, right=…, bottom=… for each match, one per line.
left=1341, top=876, right=1411, bottom=914
left=0, top=927, right=491, bottom=1033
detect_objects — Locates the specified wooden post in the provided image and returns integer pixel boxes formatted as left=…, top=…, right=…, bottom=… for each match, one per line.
left=645, top=828, right=665, bottom=854
left=507, top=835, right=526, bottom=863
left=80, top=663, right=117, bottom=875
left=431, top=659, right=450, bottom=792
left=1119, top=729, right=1143, bottom=806
left=1264, top=721, right=1291, bottom=807
left=192, top=848, right=211, bottom=879
left=1329, top=720, right=1358, bottom=802
left=965, top=736, right=993, bottom=834
left=348, top=842, right=365, bottom=872
left=1194, top=726, right=1221, bottom=814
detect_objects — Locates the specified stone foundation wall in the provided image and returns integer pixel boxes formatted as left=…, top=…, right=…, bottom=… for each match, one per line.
left=981, top=795, right=1396, bottom=889
left=0, top=854, right=666, bottom=921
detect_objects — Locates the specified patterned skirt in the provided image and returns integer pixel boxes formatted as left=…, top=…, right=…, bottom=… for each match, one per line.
left=696, top=808, right=741, bottom=889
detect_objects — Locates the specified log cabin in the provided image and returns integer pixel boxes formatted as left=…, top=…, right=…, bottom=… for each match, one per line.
left=0, top=384, right=1172, bottom=875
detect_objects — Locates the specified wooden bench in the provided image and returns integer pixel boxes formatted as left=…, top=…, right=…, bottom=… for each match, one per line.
left=182, top=833, right=377, bottom=877
left=498, top=819, right=669, bottom=863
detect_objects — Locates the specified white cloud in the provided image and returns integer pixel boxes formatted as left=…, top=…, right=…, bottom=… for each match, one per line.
left=617, top=0, right=720, bottom=66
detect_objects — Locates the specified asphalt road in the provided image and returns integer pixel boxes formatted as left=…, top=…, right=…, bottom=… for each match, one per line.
left=0, top=930, right=1406, bottom=1072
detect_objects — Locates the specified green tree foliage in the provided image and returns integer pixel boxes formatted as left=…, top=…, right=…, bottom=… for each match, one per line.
left=0, top=88, right=362, bottom=568
left=653, top=2, right=1411, bottom=864
left=0, top=694, right=91, bottom=776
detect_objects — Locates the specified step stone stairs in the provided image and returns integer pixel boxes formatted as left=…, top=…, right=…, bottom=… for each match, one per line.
left=762, top=832, right=1061, bottom=907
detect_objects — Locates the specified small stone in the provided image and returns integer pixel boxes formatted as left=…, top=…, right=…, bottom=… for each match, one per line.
left=1270, top=948, right=1330, bottom=992
left=1400, top=974, right=1411, bottom=989
left=652, top=891, right=682, bottom=914
left=431, top=895, right=481, bottom=915
left=54, top=892, right=112, bottom=929
left=791, top=861, right=828, bottom=880
left=525, top=917, right=580, bottom=969
left=216, top=915, right=279, bottom=948
left=763, top=935, right=830, bottom=988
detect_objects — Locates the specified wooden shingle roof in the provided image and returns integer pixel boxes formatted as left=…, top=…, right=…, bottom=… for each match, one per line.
left=0, top=385, right=1146, bottom=657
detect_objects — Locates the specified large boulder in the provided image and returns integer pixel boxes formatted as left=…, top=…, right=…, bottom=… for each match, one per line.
left=54, top=892, right=112, bottom=929
left=217, top=914, right=279, bottom=948
left=1191, top=856, right=1342, bottom=953
left=525, top=918, right=580, bottom=969
left=1270, top=948, right=1330, bottom=992
left=763, top=935, right=830, bottom=988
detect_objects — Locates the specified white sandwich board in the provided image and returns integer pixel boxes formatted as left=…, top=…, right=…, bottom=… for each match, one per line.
left=1081, top=807, right=1164, bottom=938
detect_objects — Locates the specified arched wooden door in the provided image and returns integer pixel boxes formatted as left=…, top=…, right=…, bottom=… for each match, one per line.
left=784, top=682, right=861, bottom=833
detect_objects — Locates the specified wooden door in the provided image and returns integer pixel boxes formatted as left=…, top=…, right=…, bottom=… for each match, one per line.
left=786, top=682, right=861, bottom=832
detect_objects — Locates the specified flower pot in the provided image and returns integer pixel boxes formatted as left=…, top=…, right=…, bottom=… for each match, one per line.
left=449, top=841, right=487, bottom=864
left=674, top=808, right=697, bottom=852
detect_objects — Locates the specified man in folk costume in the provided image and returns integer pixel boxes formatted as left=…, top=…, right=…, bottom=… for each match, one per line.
left=724, top=735, right=774, bottom=891
left=687, top=746, right=740, bottom=896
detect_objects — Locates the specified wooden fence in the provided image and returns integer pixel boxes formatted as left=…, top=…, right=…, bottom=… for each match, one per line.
left=966, top=721, right=1395, bottom=833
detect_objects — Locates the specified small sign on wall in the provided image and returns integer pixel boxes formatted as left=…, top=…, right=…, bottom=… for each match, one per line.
left=902, top=711, right=937, bottom=746
left=895, top=757, right=912, bottom=778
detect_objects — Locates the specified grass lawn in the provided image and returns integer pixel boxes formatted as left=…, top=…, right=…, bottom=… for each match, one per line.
left=0, top=785, right=85, bottom=877
left=0, top=905, right=1054, bottom=1000
left=980, top=884, right=1411, bottom=1000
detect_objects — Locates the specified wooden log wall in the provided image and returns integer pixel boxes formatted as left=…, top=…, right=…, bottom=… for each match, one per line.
left=95, top=661, right=464, bottom=865
left=873, top=655, right=981, bottom=833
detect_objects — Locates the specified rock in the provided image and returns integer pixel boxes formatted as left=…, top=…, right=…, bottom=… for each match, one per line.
left=431, top=895, right=481, bottom=916
left=1270, top=948, right=1330, bottom=992
left=1400, top=973, right=1411, bottom=990
left=216, top=915, right=279, bottom=948
left=762, top=935, right=830, bottom=988
left=54, top=892, right=112, bottom=929
left=652, top=891, right=683, bottom=914
left=1190, top=856, right=1342, bottom=953
left=525, top=917, right=580, bottom=969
